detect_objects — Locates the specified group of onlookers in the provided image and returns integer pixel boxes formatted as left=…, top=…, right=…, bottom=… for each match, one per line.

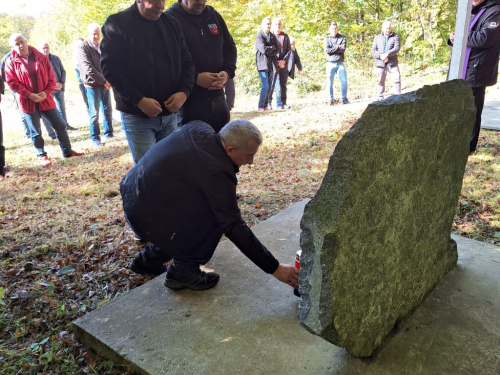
left=0, top=0, right=499, bottom=182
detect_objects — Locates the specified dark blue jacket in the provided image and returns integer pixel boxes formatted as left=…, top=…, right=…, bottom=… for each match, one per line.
left=120, top=121, right=280, bottom=274
left=165, top=3, right=237, bottom=97
left=101, top=3, right=196, bottom=116
left=47, top=53, right=66, bottom=90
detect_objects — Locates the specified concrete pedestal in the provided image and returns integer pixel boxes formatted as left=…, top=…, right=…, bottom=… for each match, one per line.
left=73, top=200, right=500, bottom=375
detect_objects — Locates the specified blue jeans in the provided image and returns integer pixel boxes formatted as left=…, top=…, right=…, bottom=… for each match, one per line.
left=43, top=90, right=68, bottom=136
left=23, top=105, right=72, bottom=157
left=121, top=112, right=177, bottom=164
left=258, top=70, right=273, bottom=109
left=85, top=87, right=113, bottom=142
left=12, top=92, right=31, bottom=138
left=326, top=62, right=348, bottom=101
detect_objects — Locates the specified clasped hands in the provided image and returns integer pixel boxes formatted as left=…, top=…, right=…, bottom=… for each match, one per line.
left=28, top=91, right=48, bottom=103
left=137, top=92, right=188, bottom=117
left=197, top=71, right=229, bottom=90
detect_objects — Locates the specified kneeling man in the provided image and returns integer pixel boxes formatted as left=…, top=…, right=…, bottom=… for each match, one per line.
left=120, top=119, right=299, bottom=290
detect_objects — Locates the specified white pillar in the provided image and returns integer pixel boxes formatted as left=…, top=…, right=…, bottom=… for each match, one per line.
left=448, top=0, right=473, bottom=80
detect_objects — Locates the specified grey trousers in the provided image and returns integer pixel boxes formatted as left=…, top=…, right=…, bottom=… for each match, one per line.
left=376, top=65, right=401, bottom=97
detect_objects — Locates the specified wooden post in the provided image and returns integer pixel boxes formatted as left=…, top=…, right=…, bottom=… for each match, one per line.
left=448, top=0, right=473, bottom=80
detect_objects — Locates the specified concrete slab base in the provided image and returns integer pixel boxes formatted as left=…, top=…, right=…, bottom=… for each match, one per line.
left=481, top=100, right=500, bottom=130
left=73, top=200, right=500, bottom=375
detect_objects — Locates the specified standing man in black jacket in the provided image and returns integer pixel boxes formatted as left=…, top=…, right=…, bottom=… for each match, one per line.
left=121, top=119, right=299, bottom=291
left=101, top=0, right=196, bottom=164
left=324, top=22, right=348, bottom=105
left=371, top=21, right=401, bottom=100
left=166, top=0, right=237, bottom=133
left=268, top=18, right=291, bottom=110
left=449, top=0, right=500, bottom=154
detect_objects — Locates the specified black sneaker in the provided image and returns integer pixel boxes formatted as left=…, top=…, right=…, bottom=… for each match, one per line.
left=342, top=99, right=349, bottom=105
left=164, top=264, right=220, bottom=291
left=67, top=125, right=78, bottom=131
left=129, top=253, right=167, bottom=276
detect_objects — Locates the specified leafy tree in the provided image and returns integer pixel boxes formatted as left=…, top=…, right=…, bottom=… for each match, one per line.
left=0, top=13, right=35, bottom=57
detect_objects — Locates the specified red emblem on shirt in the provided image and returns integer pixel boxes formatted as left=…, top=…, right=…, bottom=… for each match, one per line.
left=208, top=24, right=219, bottom=35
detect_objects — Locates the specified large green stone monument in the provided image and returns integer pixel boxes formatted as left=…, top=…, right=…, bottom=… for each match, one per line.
left=298, top=80, right=475, bottom=357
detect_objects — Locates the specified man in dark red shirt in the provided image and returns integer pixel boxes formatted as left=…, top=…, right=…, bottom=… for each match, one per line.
left=5, top=34, right=83, bottom=166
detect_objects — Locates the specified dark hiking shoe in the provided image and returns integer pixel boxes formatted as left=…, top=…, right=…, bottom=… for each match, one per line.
left=129, top=253, right=167, bottom=276
left=164, top=264, right=220, bottom=291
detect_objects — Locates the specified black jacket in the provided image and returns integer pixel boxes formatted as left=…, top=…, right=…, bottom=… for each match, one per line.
left=120, top=121, right=280, bottom=274
left=166, top=3, right=237, bottom=98
left=255, top=30, right=278, bottom=71
left=324, top=34, right=346, bottom=63
left=287, top=49, right=302, bottom=79
left=101, top=3, right=196, bottom=116
left=371, top=32, right=400, bottom=68
left=454, top=0, right=500, bottom=87
left=274, top=32, right=292, bottom=62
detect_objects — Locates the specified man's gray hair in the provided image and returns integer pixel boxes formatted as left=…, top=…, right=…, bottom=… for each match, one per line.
left=9, top=33, right=26, bottom=47
left=219, top=120, right=263, bottom=149
left=261, top=16, right=271, bottom=24
left=87, top=23, right=101, bottom=34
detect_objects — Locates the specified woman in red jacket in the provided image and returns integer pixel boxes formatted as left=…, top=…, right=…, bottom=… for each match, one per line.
left=5, top=33, right=83, bottom=166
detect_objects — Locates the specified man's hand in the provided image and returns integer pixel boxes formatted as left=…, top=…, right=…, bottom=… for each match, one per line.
left=450, top=32, right=455, bottom=44
left=54, top=83, right=63, bottom=90
left=278, top=60, right=286, bottom=69
left=164, top=92, right=187, bottom=113
left=273, top=263, right=299, bottom=288
left=209, top=71, right=229, bottom=90
left=196, top=72, right=220, bottom=89
left=28, top=93, right=43, bottom=102
left=137, top=97, right=162, bottom=117
left=299, top=70, right=304, bottom=75
left=104, top=82, right=111, bottom=90
left=37, top=91, right=47, bottom=101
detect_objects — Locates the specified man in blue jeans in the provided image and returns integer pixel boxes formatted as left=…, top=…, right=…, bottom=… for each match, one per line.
left=101, top=0, right=195, bottom=164
left=324, top=22, right=349, bottom=105
left=77, top=23, right=114, bottom=148
left=255, top=17, right=278, bottom=111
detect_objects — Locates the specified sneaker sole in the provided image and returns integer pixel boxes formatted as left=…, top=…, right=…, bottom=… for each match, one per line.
left=163, top=275, right=220, bottom=291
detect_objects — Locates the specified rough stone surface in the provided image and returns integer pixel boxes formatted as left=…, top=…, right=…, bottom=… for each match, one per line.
left=298, top=80, right=476, bottom=357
